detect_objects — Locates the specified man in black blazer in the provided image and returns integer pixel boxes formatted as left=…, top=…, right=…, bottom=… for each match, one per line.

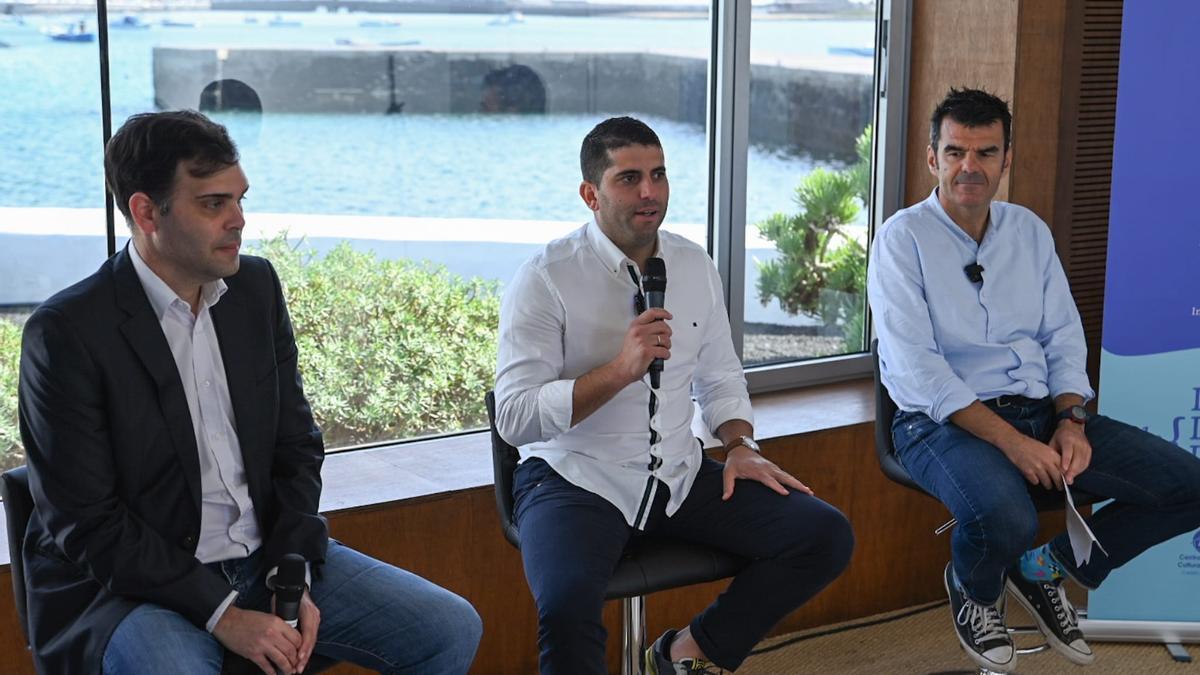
left=18, top=110, right=482, bottom=674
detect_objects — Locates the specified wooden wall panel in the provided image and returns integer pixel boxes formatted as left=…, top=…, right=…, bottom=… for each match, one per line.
left=1009, top=1, right=1070, bottom=223
left=904, top=0, right=1020, bottom=208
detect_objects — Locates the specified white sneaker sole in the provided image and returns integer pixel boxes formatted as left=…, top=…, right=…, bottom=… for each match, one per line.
left=1005, top=578, right=1096, bottom=666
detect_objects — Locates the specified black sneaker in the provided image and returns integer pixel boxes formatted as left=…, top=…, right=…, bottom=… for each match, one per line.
left=944, top=562, right=1016, bottom=672
left=644, top=630, right=725, bottom=674
left=1006, top=566, right=1095, bottom=665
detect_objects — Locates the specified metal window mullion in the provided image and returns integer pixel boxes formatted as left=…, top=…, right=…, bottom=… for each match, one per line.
left=709, top=0, right=751, bottom=361
left=866, top=0, right=912, bottom=344
left=95, top=0, right=115, bottom=255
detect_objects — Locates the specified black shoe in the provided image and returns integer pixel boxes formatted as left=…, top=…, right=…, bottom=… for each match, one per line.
left=1006, top=566, right=1095, bottom=665
left=944, top=562, right=1016, bottom=672
left=644, top=630, right=724, bottom=674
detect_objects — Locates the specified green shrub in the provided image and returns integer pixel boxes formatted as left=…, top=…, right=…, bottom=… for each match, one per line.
left=754, top=125, right=871, bottom=353
left=254, top=235, right=501, bottom=448
left=1, top=318, right=22, bottom=471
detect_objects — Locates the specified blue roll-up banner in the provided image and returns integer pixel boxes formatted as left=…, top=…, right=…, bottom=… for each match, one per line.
left=1081, top=0, right=1200, bottom=642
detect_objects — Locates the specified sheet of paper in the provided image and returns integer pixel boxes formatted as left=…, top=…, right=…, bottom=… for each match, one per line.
left=1063, top=478, right=1107, bottom=567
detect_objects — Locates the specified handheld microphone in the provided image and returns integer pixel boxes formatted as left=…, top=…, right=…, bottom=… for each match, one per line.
left=274, top=554, right=306, bottom=629
left=642, top=257, right=667, bottom=389
left=964, top=262, right=984, bottom=284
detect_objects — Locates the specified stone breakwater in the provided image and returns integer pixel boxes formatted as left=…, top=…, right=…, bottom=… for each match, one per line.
left=153, top=46, right=872, bottom=159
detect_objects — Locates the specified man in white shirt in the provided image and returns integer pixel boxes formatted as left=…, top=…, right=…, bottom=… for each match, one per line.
left=495, top=116, right=854, bottom=674
left=19, top=110, right=482, bottom=674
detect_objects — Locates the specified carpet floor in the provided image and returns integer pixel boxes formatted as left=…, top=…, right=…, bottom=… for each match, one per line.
left=737, top=601, right=1197, bottom=674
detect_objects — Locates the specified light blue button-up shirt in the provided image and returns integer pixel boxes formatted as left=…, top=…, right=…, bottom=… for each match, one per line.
left=867, top=189, right=1094, bottom=424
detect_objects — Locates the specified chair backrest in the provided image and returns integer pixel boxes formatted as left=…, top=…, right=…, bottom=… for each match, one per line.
left=1, top=465, right=33, bottom=645
left=870, top=339, right=929, bottom=495
left=484, top=391, right=521, bottom=548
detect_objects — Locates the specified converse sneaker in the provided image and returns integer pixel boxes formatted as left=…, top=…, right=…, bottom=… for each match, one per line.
left=1006, top=565, right=1095, bottom=665
left=944, top=562, right=1016, bottom=672
left=644, top=629, right=725, bottom=674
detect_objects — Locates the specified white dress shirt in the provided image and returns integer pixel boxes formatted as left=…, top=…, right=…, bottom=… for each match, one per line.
left=495, top=219, right=752, bottom=529
left=868, top=189, right=1095, bottom=423
left=129, top=243, right=261, bottom=630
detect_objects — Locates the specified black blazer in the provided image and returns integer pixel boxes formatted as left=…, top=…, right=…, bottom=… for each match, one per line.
left=17, top=248, right=328, bottom=674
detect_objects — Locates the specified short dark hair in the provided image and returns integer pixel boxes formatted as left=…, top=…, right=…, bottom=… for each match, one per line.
left=930, top=87, right=1012, bottom=152
left=104, top=110, right=239, bottom=222
left=580, top=116, right=662, bottom=185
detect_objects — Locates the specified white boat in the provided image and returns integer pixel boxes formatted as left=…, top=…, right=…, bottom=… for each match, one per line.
left=487, top=11, right=525, bottom=26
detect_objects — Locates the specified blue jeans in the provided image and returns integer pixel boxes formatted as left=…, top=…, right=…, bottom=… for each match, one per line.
left=513, top=455, right=854, bottom=674
left=893, top=397, right=1200, bottom=605
left=102, top=540, right=482, bottom=675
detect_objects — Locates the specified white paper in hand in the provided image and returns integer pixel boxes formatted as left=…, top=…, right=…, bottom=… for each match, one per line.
left=1063, top=478, right=1107, bottom=566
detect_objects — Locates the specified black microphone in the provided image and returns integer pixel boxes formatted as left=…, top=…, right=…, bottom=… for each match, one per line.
left=964, top=262, right=984, bottom=284
left=642, top=257, right=667, bottom=389
left=274, top=553, right=306, bottom=629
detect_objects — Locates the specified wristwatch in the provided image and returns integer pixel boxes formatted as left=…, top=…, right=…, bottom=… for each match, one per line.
left=723, top=435, right=761, bottom=454
left=1056, top=405, right=1088, bottom=425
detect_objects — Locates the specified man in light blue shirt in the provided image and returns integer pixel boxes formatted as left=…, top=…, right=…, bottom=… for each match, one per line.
left=869, top=88, right=1200, bottom=673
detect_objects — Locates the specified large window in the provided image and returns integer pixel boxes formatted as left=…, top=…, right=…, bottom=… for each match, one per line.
left=1, top=6, right=106, bottom=471
left=0, top=0, right=906, bottom=461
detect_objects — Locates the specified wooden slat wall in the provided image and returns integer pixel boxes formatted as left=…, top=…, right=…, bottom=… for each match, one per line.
left=1052, top=0, right=1123, bottom=389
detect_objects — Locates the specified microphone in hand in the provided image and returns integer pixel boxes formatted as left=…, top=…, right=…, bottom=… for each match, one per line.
left=273, top=553, right=306, bottom=629
left=642, top=257, right=667, bottom=389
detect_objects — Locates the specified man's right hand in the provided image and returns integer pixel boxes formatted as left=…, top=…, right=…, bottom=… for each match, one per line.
left=611, top=308, right=673, bottom=385
left=1000, top=435, right=1065, bottom=491
left=213, top=605, right=303, bottom=674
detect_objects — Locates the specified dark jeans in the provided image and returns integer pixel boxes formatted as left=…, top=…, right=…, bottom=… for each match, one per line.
left=102, top=541, right=483, bottom=675
left=893, top=397, right=1200, bottom=605
left=513, top=455, right=854, bottom=674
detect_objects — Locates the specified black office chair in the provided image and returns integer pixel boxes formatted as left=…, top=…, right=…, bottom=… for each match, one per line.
left=2, top=465, right=33, bottom=649
left=871, top=339, right=1102, bottom=670
left=486, top=391, right=749, bottom=675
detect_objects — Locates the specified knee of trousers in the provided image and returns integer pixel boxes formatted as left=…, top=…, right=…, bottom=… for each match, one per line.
left=779, top=505, right=856, bottom=582
left=535, top=577, right=608, bottom=638
left=814, top=507, right=856, bottom=578
left=960, top=500, right=1039, bottom=562
left=439, top=594, right=484, bottom=659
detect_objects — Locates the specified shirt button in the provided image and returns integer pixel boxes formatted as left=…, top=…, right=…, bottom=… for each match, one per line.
left=203, top=380, right=211, bottom=388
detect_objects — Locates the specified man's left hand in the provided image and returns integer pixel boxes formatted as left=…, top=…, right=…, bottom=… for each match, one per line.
left=722, top=447, right=814, bottom=500
left=1049, top=422, right=1092, bottom=484
left=271, top=589, right=321, bottom=674
left=296, top=591, right=320, bottom=673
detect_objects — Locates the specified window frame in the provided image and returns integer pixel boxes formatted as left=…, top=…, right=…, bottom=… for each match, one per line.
left=709, top=0, right=912, bottom=394
left=80, top=0, right=912, bottom=439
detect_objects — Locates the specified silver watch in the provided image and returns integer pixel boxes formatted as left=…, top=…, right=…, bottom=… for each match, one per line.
left=723, top=435, right=761, bottom=454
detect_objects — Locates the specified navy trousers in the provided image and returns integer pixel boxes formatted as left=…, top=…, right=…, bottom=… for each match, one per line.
left=513, top=454, right=854, bottom=673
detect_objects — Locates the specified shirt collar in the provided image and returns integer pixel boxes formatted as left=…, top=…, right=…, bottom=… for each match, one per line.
left=926, top=187, right=1001, bottom=245
left=128, top=241, right=228, bottom=320
left=585, top=216, right=663, bottom=277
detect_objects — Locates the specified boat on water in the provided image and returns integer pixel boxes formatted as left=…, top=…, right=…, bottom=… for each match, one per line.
left=358, top=19, right=402, bottom=28
left=827, top=46, right=873, bottom=58
left=161, top=18, right=196, bottom=28
left=110, top=15, right=151, bottom=29
left=45, top=22, right=94, bottom=42
left=487, top=10, right=525, bottom=26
